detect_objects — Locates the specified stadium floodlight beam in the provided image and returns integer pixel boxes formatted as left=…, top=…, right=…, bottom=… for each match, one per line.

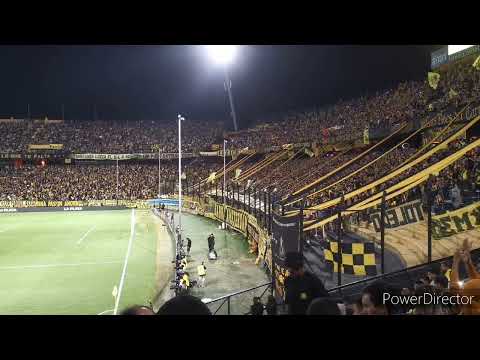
left=205, top=45, right=239, bottom=132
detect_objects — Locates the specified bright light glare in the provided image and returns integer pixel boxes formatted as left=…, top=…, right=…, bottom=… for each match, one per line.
left=206, top=45, right=237, bottom=65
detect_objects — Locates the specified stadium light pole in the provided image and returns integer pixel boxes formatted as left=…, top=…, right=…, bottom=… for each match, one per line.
left=158, top=147, right=161, bottom=198
left=116, top=159, right=119, bottom=205
left=205, top=45, right=239, bottom=132
left=223, top=139, right=227, bottom=229
left=178, top=114, right=185, bottom=242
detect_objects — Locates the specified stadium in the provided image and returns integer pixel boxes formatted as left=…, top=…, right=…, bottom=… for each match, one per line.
left=1, top=45, right=480, bottom=315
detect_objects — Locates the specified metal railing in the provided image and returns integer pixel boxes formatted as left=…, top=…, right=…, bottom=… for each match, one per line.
left=203, top=282, right=272, bottom=315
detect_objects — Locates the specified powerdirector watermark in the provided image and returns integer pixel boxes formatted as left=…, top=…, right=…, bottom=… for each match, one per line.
left=383, top=293, right=475, bottom=306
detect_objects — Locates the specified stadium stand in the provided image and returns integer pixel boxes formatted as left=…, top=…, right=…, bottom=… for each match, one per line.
left=2, top=50, right=480, bottom=315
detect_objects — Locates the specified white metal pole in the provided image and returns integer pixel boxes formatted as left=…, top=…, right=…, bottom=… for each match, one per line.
left=116, top=159, right=119, bottom=203
left=178, top=115, right=183, bottom=238
left=158, top=147, right=161, bottom=198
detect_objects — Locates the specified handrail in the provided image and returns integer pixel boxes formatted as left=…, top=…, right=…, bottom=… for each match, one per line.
left=203, top=281, right=272, bottom=305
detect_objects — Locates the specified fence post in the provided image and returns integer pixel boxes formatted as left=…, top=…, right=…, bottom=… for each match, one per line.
left=427, top=178, right=433, bottom=263
left=227, top=296, right=231, bottom=315
left=337, top=197, right=344, bottom=287
left=380, top=191, right=386, bottom=274
left=243, top=184, right=246, bottom=212
left=263, top=191, right=267, bottom=228
left=248, top=187, right=251, bottom=214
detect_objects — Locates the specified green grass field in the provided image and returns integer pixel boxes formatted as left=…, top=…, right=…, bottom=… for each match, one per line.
left=0, top=209, right=160, bottom=315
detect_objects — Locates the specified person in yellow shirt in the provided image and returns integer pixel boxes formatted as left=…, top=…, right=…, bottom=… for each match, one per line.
left=180, top=272, right=190, bottom=292
left=440, top=262, right=452, bottom=282
left=197, top=262, right=207, bottom=288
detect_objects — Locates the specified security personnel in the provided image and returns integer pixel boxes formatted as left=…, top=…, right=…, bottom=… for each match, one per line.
left=207, top=233, right=215, bottom=252
left=284, top=251, right=328, bottom=315
left=197, top=262, right=206, bottom=287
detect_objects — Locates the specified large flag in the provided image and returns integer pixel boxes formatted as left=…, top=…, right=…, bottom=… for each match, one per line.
left=428, top=72, right=441, bottom=90
left=323, top=241, right=377, bottom=276
left=272, top=213, right=301, bottom=267
left=473, top=55, right=480, bottom=70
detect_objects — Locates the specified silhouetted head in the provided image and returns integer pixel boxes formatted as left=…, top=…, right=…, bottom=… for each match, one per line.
left=157, top=295, right=212, bottom=315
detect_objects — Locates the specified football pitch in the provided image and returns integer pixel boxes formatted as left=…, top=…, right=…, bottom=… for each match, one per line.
left=0, top=209, right=164, bottom=315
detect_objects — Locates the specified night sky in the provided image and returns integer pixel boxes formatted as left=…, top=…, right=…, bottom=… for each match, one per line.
left=0, top=45, right=438, bottom=129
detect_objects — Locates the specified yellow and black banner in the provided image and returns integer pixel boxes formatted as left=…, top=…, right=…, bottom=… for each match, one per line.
left=324, top=241, right=377, bottom=276
left=28, top=144, right=64, bottom=151
left=369, top=200, right=425, bottom=232
left=432, top=201, right=480, bottom=239
left=214, top=203, right=249, bottom=235
left=0, top=199, right=151, bottom=209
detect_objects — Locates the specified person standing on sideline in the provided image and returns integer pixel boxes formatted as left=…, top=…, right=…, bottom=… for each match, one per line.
left=284, top=251, right=329, bottom=315
left=197, top=261, right=206, bottom=287
left=207, top=233, right=215, bottom=252
left=187, top=237, right=192, bottom=255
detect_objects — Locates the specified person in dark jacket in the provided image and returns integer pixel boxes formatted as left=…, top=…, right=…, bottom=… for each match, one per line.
left=284, top=251, right=329, bottom=315
left=207, top=233, right=215, bottom=252
left=265, top=295, right=277, bottom=315
left=187, top=237, right=192, bottom=255
left=250, top=297, right=264, bottom=315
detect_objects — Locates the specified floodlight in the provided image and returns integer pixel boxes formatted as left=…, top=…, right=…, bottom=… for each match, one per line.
left=206, top=45, right=237, bottom=66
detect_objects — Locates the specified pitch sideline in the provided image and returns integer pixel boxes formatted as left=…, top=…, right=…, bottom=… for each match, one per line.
left=113, top=208, right=136, bottom=315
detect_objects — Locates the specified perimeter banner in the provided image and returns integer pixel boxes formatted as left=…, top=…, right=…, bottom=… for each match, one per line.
left=72, top=153, right=197, bottom=160
left=0, top=199, right=151, bottom=209
left=431, top=201, right=480, bottom=239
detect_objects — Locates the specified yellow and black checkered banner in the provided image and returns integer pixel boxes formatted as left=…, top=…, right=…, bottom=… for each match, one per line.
left=428, top=72, right=441, bottom=90
left=324, top=241, right=377, bottom=276
left=432, top=201, right=480, bottom=239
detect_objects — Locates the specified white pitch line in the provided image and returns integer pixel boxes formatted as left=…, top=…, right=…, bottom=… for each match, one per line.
left=113, top=208, right=136, bottom=315
left=0, top=261, right=122, bottom=271
left=77, top=225, right=97, bottom=245
left=98, top=309, right=114, bottom=315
